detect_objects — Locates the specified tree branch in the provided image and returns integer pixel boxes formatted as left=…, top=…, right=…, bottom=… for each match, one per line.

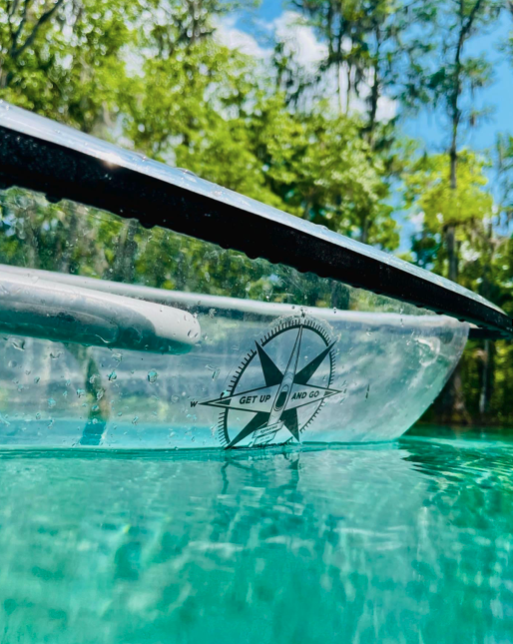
left=458, top=0, right=485, bottom=62
left=10, top=0, right=30, bottom=57
left=12, top=0, right=65, bottom=59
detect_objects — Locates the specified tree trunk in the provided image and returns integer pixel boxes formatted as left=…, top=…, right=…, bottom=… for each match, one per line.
left=479, top=339, right=493, bottom=421
left=367, top=29, right=381, bottom=141
left=360, top=216, right=369, bottom=245
left=445, top=224, right=458, bottom=282
left=478, top=234, right=494, bottom=420
left=368, top=63, right=379, bottom=140
left=346, top=65, right=352, bottom=114
left=21, top=205, right=39, bottom=269
left=435, top=362, right=470, bottom=425
left=59, top=206, right=79, bottom=273
left=337, top=63, right=343, bottom=114
left=110, top=219, right=138, bottom=283
left=0, top=68, right=9, bottom=89
left=331, top=281, right=350, bottom=310
left=436, top=121, right=469, bottom=424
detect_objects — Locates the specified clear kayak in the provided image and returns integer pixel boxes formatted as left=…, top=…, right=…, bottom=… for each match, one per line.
left=0, top=102, right=508, bottom=449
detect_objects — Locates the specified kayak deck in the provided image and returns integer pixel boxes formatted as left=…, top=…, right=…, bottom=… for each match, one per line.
left=0, top=271, right=200, bottom=354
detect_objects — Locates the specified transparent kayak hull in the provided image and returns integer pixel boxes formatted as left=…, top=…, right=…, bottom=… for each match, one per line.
left=0, top=280, right=467, bottom=449
left=0, top=185, right=470, bottom=450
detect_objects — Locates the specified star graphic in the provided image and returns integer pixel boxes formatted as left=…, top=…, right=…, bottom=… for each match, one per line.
left=202, top=324, right=340, bottom=448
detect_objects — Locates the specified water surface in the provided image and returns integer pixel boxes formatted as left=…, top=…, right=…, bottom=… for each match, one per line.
left=1, top=431, right=513, bottom=643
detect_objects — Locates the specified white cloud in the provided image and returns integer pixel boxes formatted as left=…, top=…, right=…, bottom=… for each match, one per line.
left=215, top=16, right=269, bottom=58
left=461, top=245, right=480, bottom=263
left=273, top=11, right=328, bottom=70
left=376, top=95, right=398, bottom=122
left=216, top=11, right=328, bottom=67
left=350, top=81, right=398, bottom=122
left=410, top=211, right=425, bottom=232
left=215, top=11, right=397, bottom=122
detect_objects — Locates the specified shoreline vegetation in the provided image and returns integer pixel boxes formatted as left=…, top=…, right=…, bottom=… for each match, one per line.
left=1, top=0, right=513, bottom=426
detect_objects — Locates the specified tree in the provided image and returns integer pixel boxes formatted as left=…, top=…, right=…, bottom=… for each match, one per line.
left=405, top=150, right=497, bottom=422
left=405, top=151, right=493, bottom=259
left=294, top=0, right=368, bottom=114
left=292, top=0, right=428, bottom=135
left=0, top=0, right=65, bottom=90
left=0, top=0, right=137, bottom=133
left=401, top=0, right=504, bottom=421
left=418, top=0, right=500, bottom=273
left=143, top=0, right=258, bottom=48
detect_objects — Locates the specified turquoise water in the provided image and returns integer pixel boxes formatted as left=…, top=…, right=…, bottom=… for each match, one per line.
left=1, top=431, right=513, bottom=642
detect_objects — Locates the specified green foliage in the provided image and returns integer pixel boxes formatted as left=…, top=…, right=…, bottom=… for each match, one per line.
left=405, top=148, right=513, bottom=425
left=0, top=0, right=138, bottom=132
left=405, top=151, right=493, bottom=234
left=254, top=102, right=398, bottom=246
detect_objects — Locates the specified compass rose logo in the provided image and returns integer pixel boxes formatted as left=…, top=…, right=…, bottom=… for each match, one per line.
left=201, top=316, right=341, bottom=448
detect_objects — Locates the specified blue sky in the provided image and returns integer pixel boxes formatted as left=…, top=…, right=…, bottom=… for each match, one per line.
left=256, top=0, right=283, bottom=21
left=234, top=0, right=513, bottom=153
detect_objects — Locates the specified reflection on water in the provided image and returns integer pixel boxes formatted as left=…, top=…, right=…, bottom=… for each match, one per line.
left=1, top=437, right=513, bottom=643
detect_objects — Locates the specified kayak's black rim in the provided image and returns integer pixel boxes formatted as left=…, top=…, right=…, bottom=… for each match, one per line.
left=0, top=119, right=510, bottom=340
